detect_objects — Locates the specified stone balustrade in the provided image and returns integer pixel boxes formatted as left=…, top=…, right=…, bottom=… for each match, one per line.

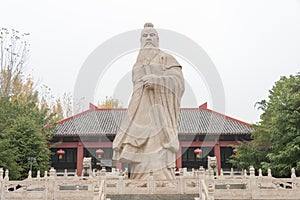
left=0, top=167, right=105, bottom=200
left=0, top=166, right=299, bottom=200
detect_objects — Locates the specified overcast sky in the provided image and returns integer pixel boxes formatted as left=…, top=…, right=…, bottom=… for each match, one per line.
left=1, top=0, right=300, bottom=124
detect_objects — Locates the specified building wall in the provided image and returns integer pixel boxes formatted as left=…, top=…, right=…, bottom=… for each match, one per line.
left=50, top=134, right=245, bottom=176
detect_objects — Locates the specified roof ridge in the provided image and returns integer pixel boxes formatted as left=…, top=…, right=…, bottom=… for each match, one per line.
left=198, top=108, right=252, bottom=127
left=55, top=107, right=252, bottom=127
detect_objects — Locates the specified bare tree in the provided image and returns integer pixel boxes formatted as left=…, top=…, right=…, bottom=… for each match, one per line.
left=62, top=92, right=73, bottom=117
left=98, top=96, right=122, bottom=108
left=0, top=27, right=30, bottom=98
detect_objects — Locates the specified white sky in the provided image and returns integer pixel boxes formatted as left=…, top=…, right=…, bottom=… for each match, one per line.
left=1, top=0, right=300, bottom=124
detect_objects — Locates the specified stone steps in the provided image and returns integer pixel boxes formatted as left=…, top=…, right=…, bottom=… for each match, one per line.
left=106, top=197, right=280, bottom=200
left=106, top=194, right=199, bottom=200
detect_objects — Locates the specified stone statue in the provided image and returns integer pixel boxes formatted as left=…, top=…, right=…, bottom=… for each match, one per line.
left=82, top=157, right=92, bottom=176
left=113, top=23, right=185, bottom=180
left=207, top=156, right=218, bottom=176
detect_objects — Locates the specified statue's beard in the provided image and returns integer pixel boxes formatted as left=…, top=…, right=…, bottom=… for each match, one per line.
left=136, top=47, right=159, bottom=65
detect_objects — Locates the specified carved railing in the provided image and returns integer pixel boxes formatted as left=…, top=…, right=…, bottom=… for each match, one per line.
left=1, top=166, right=300, bottom=200
left=0, top=168, right=105, bottom=200
left=213, top=167, right=300, bottom=200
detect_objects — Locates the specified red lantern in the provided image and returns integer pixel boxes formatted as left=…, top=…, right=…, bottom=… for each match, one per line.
left=57, top=149, right=65, bottom=159
left=233, top=148, right=238, bottom=154
left=95, top=148, right=104, bottom=159
left=194, top=148, right=202, bottom=158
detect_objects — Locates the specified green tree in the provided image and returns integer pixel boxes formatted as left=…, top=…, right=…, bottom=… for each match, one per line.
left=230, top=73, right=300, bottom=177
left=0, top=98, right=55, bottom=180
left=0, top=28, right=56, bottom=180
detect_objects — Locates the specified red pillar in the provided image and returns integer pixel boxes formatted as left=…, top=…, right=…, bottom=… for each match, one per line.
left=214, top=143, right=221, bottom=175
left=116, top=161, right=122, bottom=169
left=76, top=142, right=84, bottom=176
left=176, top=147, right=182, bottom=169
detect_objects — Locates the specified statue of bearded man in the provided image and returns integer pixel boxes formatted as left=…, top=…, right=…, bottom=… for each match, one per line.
left=113, top=23, right=185, bottom=180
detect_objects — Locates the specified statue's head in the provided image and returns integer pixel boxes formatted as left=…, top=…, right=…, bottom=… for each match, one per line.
left=140, top=23, right=159, bottom=49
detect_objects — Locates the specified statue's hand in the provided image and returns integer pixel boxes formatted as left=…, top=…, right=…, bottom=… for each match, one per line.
left=145, top=82, right=154, bottom=89
left=142, top=74, right=157, bottom=89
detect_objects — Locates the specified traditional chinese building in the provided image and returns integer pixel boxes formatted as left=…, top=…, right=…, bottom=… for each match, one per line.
left=50, top=103, right=253, bottom=176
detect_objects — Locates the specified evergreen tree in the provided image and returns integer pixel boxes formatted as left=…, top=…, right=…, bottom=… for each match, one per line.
left=0, top=98, right=55, bottom=179
left=230, top=73, right=300, bottom=177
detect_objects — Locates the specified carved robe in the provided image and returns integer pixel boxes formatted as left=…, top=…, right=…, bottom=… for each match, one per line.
left=113, top=50, right=184, bottom=180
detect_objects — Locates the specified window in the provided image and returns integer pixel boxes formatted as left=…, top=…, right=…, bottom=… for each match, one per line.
left=62, top=137, right=78, bottom=142
left=219, top=135, right=235, bottom=141
left=180, top=135, right=197, bottom=142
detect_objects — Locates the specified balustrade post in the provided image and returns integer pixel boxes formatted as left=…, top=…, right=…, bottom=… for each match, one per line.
left=0, top=168, right=3, bottom=181
left=0, top=168, right=4, bottom=200
left=219, top=168, right=224, bottom=179
left=48, top=167, right=56, bottom=200
left=64, top=169, right=68, bottom=177
left=258, top=168, right=262, bottom=177
left=207, top=183, right=214, bottom=200
left=93, top=185, right=100, bottom=200
left=99, top=167, right=107, bottom=186
left=199, top=166, right=205, bottom=179
left=96, top=168, right=101, bottom=177
left=37, top=170, right=40, bottom=180
left=179, top=169, right=184, bottom=194
left=124, top=168, right=128, bottom=179
left=28, top=170, right=32, bottom=179
left=4, top=169, right=9, bottom=181
left=249, top=166, right=257, bottom=199
left=49, top=167, right=56, bottom=178
left=291, top=168, right=296, bottom=190
left=267, top=169, right=272, bottom=177
left=291, top=168, right=296, bottom=178
left=148, top=170, right=154, bottom=194
left=250, top=166, right=255, bottom=177
left=230, top=168, right=234, bottom=178
left=117, top=175, right=124, bottom=194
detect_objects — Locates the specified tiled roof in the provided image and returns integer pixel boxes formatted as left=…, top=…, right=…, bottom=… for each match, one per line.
left=55, top=108, right=253, bottom=136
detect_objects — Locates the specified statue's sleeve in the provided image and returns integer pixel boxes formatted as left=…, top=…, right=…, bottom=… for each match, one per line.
left=156, top=53, right=185, bottom=98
